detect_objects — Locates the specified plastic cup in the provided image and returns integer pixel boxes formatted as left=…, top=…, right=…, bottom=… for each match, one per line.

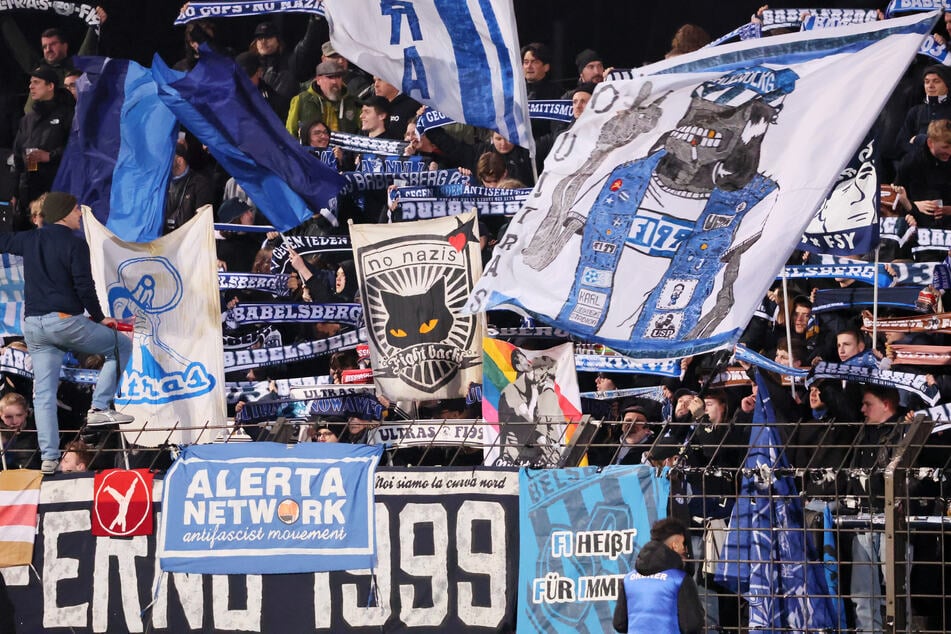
left=25, top=148, right=38, bottom=172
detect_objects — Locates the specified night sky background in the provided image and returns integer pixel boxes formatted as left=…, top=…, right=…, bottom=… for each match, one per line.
left=2, top=0, right=889, bottom=95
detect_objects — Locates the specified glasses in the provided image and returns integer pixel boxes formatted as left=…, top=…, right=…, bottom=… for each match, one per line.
left=312, top=129, right=330, bottom=136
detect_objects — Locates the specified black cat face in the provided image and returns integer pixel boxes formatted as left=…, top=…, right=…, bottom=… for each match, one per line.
left=381, top=278, right=454, bottom=348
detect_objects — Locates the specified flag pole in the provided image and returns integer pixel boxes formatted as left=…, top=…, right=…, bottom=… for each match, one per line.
left=872, top=245, right=880, bottom=355
left=781, top=270, right=795, bottom=399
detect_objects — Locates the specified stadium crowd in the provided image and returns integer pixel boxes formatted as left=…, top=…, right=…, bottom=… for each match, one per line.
left=2, top=5, right=951, bottom=633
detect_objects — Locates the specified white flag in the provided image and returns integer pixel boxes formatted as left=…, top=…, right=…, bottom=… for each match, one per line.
left=85, top=206, right=226, bottom=446
left=465, top=12, right=938, bottom=360
left=325, top=0, right=533, bottom=151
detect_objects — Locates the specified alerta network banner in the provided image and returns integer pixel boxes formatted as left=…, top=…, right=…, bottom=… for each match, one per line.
left=158, top=442, right=383, bottom=573
left=518, top=466, right=669, bottom=633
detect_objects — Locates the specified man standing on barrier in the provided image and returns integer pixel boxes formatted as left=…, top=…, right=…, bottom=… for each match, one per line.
left=0, top=192, right=133, bottom=475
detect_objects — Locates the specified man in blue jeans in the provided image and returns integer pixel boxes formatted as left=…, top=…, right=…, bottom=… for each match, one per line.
left=0, top=192, right=133, bottom=474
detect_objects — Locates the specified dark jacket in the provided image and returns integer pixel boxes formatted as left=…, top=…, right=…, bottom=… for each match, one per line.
left=164, top=168, right=214, bottom=233
left=0, top=223, right=105, bottom=321
left=1, top=423, right=40, bottom=470
left=846, top=418, right=905, bottom=513
left=13, top=93, right=74, bottom=201
left=385, top=92, right=422, bottom=139
left=895, top=141, right=951, bottom=227
left=896, top=65, right=951, bottom=153
left=425, top=127, right=535, bottom=186
left=614, top=540, right=704, bottom=633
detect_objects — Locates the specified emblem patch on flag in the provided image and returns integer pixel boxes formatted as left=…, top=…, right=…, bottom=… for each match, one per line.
left=92, top=469, right=154, bottom=537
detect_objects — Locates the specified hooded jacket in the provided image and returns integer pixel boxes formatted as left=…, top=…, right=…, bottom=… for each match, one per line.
left=896, top=64, right=951, bottom=154
left=613, top=540, right=704, bottom=633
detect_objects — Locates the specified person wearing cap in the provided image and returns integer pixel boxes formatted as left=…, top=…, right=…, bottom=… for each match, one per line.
left=286, top=59, right=360, bottom=137
left=12, top=65, right=74, bottom=226
left=373, top=76, right=421, bottom=139
left=249, top=21, right=299, bottom=100
left=1, top=14, right=106, bottom=113
left=575, top=48, right=605, bottom=85
left=0, top=192, right=134, bottom=475
left=613, top=517, right=704, bottom=633
left=164, top=143, right=214, bottom=234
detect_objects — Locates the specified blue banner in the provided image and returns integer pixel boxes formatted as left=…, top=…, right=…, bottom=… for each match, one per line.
left=224, top=303, right=363, bottom=327
left=518, top=466, right=670, bottom=633
left=886, top=0, right=947, bottom=18
left=734, top=343, right=809, bottom=378
left=574, top=355, right=681, bottom=377
left=811, top=286, right=926, bottom=313
left=158, top=442, right=383, bottom=574
left=0, top=253, right=23, bottom=336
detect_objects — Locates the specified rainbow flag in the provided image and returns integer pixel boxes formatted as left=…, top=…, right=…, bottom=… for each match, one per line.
left=482, top=338, right=582, bottom=467
left=0, top=469, right=42, bottom=568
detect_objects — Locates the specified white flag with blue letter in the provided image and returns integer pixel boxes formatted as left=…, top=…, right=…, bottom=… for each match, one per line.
left=85, top=206, right=226, bottom=446
left=324, top=0, right=533, bottom=152
left=465, top=12, right=937, bottom=360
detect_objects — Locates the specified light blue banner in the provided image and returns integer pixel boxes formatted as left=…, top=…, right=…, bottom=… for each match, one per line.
left=158, top=442, right=383, bottom=574
left=518, top=466, right=670, bottom=633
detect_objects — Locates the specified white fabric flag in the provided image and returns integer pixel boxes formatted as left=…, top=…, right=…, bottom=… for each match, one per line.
left=85, top=206, right=226, bottom=446
left=465, top=12, right=937, bottom=360
left=349, top=211, right=485, bottom=401
left=324, top=0, right=533, bottom=151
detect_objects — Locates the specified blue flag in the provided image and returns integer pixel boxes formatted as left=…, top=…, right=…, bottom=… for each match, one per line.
left=53, top=57, right=177, bottom=242
left=823, top=504, right=849, bottom=631
left=716, top=371, right=837, bottom=631
left=151, top=46, right=346, bottom=232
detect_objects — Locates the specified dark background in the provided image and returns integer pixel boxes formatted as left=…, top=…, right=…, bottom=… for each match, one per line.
left=2, top=1, right=889, bottom=92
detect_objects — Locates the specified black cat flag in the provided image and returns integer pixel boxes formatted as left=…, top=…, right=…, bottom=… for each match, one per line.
left=349, top=212, right=485, bottom=399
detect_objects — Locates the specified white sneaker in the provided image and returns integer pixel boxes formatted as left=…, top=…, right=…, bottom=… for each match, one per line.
left=41, top=459, right=58, bottom=475
left=86, top=408, right=135, bottom=426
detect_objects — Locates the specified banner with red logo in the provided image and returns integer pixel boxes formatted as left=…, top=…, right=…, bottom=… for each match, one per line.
left=91, top=469, right=154, bottom=537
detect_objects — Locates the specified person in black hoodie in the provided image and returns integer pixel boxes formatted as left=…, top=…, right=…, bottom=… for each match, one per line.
left=614, top=517, right=704, bottom=633
left=896, top=64, right=951, bottom=156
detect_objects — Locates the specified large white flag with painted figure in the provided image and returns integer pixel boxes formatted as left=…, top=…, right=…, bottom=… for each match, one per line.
left=85, top=207, right=226, bottom=446
left=465, top=13, right=937, bottom=360
left=324, top=0, right=533, bottom=152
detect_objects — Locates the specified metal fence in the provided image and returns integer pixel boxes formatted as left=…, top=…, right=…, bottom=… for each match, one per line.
left=2, top=415, right=949, bottom=632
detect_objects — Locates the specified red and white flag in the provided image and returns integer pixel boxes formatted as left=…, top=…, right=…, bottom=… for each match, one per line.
left=91, top=469, right=154, bottom=537
left=0, top=469, right=41, bottom=568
